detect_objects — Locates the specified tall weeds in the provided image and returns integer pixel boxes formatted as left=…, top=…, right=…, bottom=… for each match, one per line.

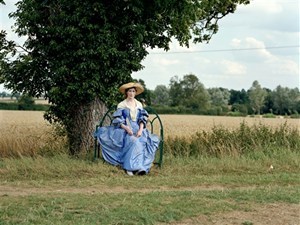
left=165, top=121, right=300, bottom=158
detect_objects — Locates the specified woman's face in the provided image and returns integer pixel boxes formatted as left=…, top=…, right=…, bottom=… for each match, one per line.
left=126, top=88, right=136, bottom=99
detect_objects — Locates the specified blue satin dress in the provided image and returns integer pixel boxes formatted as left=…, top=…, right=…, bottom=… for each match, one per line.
left=94, top=107, right=160, bottom=174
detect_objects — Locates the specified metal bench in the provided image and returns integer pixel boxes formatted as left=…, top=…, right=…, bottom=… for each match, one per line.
left=94, top=105, right=164, bottom=167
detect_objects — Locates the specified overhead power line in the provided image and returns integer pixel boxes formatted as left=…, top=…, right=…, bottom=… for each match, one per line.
left=150, top=45, right=300, bottom=55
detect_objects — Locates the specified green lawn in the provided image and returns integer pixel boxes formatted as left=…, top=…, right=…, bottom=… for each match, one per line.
left=0, top=152, right=299, bottom=225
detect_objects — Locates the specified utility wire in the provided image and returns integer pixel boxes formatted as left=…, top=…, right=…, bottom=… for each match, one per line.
left=150, top=45, right=300, bottom=55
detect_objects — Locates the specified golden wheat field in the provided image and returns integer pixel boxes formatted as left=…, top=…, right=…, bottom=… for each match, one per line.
left=0, top=110, right=64, bottom=156
left=154, top=114, right=300, bottom=137
left=1, top=110, right=299, bottom=156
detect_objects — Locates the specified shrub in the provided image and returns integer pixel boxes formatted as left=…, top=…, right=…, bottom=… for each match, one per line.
left=227, top=111, right=247, bottom=117
left=262, top=113, right=276, bottom=118
left=290, top=113, right=300, bottom=119
left=0, top=102, right=49, bottom=111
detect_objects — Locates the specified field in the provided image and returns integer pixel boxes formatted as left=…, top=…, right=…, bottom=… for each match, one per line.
left=1, top=110, right=299, bottom=156
left=157, top=114, right=299, bottom=137
left=0, top=110, right=64, bottom=157
left=0, top=97, right=49, bottom=105
left=0, top=110, right=299, bottom=225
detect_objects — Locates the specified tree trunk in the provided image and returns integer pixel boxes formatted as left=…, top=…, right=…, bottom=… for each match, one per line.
left=68, top=97, right=108, bottom=155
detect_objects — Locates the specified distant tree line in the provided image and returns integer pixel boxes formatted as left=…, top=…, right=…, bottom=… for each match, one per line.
left=0, top=91, right=21, bottom=99
left=0, top=93, right=48, bottom=111
left=1, top=74, right=299, bottom=116
left=140, top=74, right=300, bottom=117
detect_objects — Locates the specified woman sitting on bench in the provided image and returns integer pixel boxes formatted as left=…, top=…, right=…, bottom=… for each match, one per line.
left=95, top=82, right=160, bottom=176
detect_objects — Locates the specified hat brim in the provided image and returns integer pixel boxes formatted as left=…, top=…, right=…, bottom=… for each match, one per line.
left=119, top=82, right=144, bottom=95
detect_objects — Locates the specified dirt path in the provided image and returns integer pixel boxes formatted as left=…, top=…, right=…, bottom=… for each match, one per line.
left=0, top=184, right=255, bottom=196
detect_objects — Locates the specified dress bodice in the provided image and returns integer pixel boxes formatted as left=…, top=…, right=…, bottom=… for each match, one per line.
left=117, top=99, right=143, bottom=121
left=112, top=107, right=149, bottom=128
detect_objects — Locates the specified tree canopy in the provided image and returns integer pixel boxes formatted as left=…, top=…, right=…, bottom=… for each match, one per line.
left=0, top=0, right=250, bottom=154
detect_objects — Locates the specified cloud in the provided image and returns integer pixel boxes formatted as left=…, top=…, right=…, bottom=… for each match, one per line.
left=272, top=57, right=299, bottom=75
left=220, top=60, right=247, bottom=75
left=240, top=0, right=283, bottom=14
left=152, top=57, right=180, bottom=66
left=230, top=37, right=275, bottom=62
left=231, top=36, right=299, bottom=73
left=224, top=0, right=299, bottom=33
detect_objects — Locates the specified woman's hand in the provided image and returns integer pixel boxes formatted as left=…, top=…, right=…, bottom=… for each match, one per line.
left=136, top=129, right=142, bottom=137
left=136, top=122, right=144, bottom=137
left=125, top=126, right=133, bottom=135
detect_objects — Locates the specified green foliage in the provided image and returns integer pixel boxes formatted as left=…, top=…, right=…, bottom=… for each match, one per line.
left=226, top=111, right=247, bottom=117
left=0, top=101, right=49, bottom=111
left=169, top=74, right=210, bottom=110
left=17, top=94, right=34, bottom=104
left=231, top=103, right=249, bottom=115
left=17, top=93, right=34, bottom=110
left=248, top=80, right=267, bottom=115
left=272, top=86, right=300, bottom=115
left=208, top=87, right=230, bottom=107
left=262, top=113, right=276, bottom=118
left=151, top=105, right=209, bottom=115
left=150, top=79, right=300, bottom=116
left=0, top=102, right=19, bottom=110
left=290, top=113, right=300, bottom=118
left=229, top=89, right=249, bottom=105
left=152, top=85, right=170, bottom=106
left=242, top=222, right=254, bottom=225
left=206, top=105, right=229, bottom=116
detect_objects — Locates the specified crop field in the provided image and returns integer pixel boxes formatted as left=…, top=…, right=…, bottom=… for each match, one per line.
left=0, top=110, right=65, bottom=157
left=156, top=114, right=299, bottom=138
left=1, top=110, right=299, bottom=156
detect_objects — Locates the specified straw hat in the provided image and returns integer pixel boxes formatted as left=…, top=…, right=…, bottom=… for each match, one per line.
left=119, top=82, right=144, bottom=95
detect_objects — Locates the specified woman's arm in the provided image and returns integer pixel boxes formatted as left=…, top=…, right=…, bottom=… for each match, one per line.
left=121, top=123, right=133, bottom=136
left=136, top=122, right=144, bottom=137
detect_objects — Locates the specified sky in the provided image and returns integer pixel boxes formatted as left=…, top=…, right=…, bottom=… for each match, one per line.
left=0, top=0, right=299, bottom=92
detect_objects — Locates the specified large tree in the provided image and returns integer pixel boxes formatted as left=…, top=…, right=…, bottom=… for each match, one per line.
left=169, top=74, right=210, bottom=110
left=208, top=87, right=230, bottom=107
left=248, top=80, right=267, bottom=115
left=0, top=0, right=250, bottom=154
left=152, top=85, right=170, bottom=106
left=272, top=86, right=300, bottom=115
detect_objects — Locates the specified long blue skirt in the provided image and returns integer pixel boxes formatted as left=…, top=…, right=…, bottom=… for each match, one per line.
left=95, top=124, right=160, bottom=173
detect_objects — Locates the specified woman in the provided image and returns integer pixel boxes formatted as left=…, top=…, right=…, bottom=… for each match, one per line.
left=95, top=82, right=160, bottom=176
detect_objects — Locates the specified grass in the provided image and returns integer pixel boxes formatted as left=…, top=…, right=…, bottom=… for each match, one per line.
left=0, top=154, right=299, bottom=225
left=0, top=110, right=299, bottom=224
left=1, top=187, right=299, bottom=225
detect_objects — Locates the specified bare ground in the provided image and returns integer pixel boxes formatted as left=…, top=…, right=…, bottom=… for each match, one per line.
left=1, top=185, right=299, bottom=225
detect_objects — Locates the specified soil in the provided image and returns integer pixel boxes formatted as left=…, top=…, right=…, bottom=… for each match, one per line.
left=1, top=185, right=299, bottom=225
